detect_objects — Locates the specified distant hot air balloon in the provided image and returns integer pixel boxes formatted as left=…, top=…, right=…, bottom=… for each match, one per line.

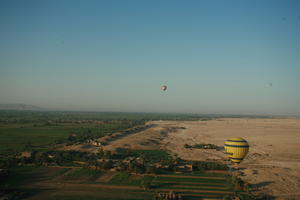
left=161, top=85, right=167, bottom=91
left=224, top=137, right=249, bottom=165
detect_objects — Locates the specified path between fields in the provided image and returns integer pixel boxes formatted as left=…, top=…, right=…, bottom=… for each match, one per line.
left=153, top=180, right=228, bottom=186
left=163, top=185, right=228, bottom=190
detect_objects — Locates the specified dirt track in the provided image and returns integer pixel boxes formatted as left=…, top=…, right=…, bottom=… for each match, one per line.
left=154, top=180, right=228, bottom=186
left=102, top=118, right=300, bottom=199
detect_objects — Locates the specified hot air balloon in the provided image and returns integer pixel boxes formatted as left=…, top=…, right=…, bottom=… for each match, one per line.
left=224, top=137, right=249, bottom=165
left=161, top=85, right=167, bottom=91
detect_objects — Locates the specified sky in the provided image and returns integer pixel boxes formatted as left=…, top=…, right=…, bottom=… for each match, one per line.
left=0, top=0, right=300, bottom=115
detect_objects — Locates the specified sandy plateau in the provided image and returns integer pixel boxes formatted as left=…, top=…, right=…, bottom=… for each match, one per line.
left=97, top=118, right=300, bottom=199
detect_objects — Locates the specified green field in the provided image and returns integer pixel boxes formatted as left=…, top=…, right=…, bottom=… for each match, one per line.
left=2, top=166, right=237, bottom=200
left=0, top=110, right=214, bottom=122
left=0, top=111, right=261, bottom=200
left=0, top=122, right=140, bottom=154
left=0, top=110, right=214, bottom=155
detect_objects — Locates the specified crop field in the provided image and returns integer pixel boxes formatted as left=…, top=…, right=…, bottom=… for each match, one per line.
left=2, top=166, right=236, bottom=200
left=152, top=174, right=234, bottom=199
left=90, top=171, right=236, bottom=199
left=0, top=111, right=261, bottom=200
left=0, top=121, right=140, bottom=154
left=0, top=110, right=212, bottom=155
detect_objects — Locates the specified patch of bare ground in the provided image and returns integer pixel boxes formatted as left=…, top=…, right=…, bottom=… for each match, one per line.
left=103, top=125, right=170, bottom=151
left=60, top=124, right=155, bottom=153
left=59, top=143, right=101, bottom=154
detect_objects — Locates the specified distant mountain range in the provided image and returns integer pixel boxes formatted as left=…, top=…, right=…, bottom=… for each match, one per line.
left=0, top=104, right=43, bottom=111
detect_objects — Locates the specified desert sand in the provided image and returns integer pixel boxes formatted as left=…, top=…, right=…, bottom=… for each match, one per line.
left=102, top=118, right=300, bottom=199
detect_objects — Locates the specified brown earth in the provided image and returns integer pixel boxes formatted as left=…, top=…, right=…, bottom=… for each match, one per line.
left=100, top=118, right=300, bottom=199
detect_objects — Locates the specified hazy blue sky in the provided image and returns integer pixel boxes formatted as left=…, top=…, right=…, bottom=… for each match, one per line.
left=0, top=0, right=300, bottom=115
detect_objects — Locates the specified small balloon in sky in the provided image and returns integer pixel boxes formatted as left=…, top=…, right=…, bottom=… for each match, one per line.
left=161, top=85, right=167, bottom=91
left=268, top=82, right=273, bottom=87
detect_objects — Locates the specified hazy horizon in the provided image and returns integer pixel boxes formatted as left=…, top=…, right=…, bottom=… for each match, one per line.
left=1, top=0, right=300, bottom=115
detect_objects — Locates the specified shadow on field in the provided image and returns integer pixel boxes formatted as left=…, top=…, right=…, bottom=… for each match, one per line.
left=250, top=181, right=273, bottom=190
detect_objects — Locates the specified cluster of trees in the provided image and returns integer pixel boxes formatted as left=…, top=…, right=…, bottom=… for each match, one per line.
left=184, top=143, right=221, bottom=150
left=67, top=131, right=97, bottom=145
left=18, top=150, right=99, bottom=166
left=115, top=159, right=166, bottom=174
left=0, top=110, right=222, bottom=124
left=15, top=149, right=118, bottom=169
left=14, top=147, right=230, bottom=174
left=192, top=161, right=228, bottom=171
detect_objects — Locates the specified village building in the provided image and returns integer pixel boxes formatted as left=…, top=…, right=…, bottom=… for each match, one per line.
left=17, top=151, right=31, bottom=159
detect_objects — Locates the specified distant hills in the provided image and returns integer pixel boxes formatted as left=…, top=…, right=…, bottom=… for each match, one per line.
left=0, top=104, right=43, bottom=111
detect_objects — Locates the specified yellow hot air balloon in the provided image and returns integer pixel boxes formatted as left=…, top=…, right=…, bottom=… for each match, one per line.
left=224, top=137, right=249, bottom=164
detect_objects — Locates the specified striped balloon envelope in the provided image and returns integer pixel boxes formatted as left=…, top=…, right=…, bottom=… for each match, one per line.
left=224, top=137, right=249, bottom=164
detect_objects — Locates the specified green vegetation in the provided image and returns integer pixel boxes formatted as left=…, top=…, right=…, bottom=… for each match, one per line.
left=0, top=110, right=214, bottom=155
left=1, top=166, right=43, bottom=188
left=155, top=176, right=227, bottom=184
left=108, top=172, right=139, bottom=185
left=46, top=197, right=152, bottom=200
left=0, top=122, right=141, bottom=154
left=0, top=110, right=214, bottom=123
left=184, top=143, right=221, bottom=150
left=192, top=161, right=229, bottom=171
left=140, top=175, right=158, bottom=191
left=129, top=149, right=172, bottom=164
left=0, top=111, right=266, bottom=200
left=53, top=167, right=71, bottom=177
left=64, top=168, right=102, bottom=180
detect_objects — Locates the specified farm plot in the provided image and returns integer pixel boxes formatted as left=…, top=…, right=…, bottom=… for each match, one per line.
left=4, top=166, right=238, bottom=200
left=92, top=171, right=237, bottom=199
left=153, top=173, right=236, bottom=199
